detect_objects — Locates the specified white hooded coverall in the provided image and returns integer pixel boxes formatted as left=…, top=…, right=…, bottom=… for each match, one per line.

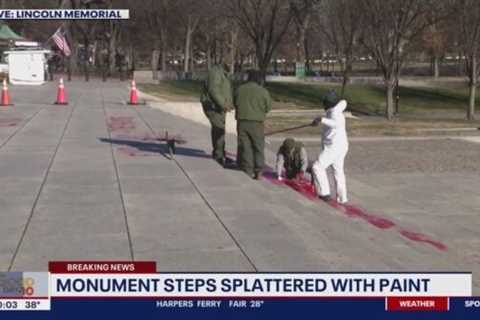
left=312, top=99, right=349, bottom=203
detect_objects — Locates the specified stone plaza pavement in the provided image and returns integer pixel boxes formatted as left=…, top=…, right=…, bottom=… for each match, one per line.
left=0, top=80, right=479, bottom=292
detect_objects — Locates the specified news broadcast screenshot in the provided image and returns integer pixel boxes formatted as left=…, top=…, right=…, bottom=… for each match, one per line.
left=0, top=1, right=479, bottom=319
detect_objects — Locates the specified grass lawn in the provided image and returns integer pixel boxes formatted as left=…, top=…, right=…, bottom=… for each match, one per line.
left=138, top=79, right=480, bottom=136
left=139, top=81, right=202, bottom=101
left=265, top=81, right=480, bottom=115
left=265, top=115, right=480, bottom=137
left=139, top=79, right=477, bottom=113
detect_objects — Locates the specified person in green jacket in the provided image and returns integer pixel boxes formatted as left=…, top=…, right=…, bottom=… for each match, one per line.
left=234, top=70, right=272, bottom=179
left=200, top=64, right=234, bottom=166
left=276, top=138, right=309, bottom=181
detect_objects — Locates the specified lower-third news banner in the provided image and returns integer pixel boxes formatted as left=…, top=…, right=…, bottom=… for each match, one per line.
left=1, top=261, right=479, bottom=319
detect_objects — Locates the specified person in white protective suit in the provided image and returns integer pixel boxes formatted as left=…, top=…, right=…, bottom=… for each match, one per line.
left=311, top=90, right=349, bottom=203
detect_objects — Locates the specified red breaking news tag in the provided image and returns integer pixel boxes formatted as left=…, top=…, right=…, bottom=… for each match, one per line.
left=48, top=261, right=156, bottom=274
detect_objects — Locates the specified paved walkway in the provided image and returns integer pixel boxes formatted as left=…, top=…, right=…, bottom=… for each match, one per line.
left=0, top=80, right=478, bottom=292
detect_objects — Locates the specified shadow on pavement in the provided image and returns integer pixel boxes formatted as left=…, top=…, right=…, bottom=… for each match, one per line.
left=98, top=138, right=212, bottom=159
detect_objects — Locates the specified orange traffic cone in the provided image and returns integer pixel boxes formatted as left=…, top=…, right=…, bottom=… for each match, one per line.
left=54, top=78, right=68, bottom=105
left=1, top=79, right=13, bottom=106
left=127, top=80, right=139, bottom=105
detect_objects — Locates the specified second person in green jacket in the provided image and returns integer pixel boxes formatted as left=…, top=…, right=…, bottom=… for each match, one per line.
left=234, top=70, right=272, bottom=179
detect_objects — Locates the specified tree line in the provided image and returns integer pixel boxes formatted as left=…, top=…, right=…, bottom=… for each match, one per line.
left=2, top=0, right=480, bottom=120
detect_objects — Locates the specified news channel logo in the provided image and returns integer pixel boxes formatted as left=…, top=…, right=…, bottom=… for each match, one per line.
left=0, top=272, right=48, bottom=298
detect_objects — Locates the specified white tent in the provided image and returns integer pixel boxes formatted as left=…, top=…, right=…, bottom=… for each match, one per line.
left=4, top=49, right=50, bottom=85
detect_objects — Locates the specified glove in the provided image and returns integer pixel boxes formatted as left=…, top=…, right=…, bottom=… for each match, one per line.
left=312, top=117, right=322, bottom=126
left=277, top=174, right=283, bottom=181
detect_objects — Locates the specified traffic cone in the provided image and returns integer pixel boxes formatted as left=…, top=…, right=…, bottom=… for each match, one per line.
left=54, top=78, right=68, bottom=105
left=127, top=80, right=139, bottom=105
left=1, top=79, right=13, bottom=106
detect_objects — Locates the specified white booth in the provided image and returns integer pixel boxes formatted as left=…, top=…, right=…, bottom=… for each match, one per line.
left=5, top=47, right=50, bottom=85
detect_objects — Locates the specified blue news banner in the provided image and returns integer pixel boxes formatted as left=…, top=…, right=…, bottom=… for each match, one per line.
left=1, top=262, right=479, bottom=319
left=1, top=297, right=480, bottom=319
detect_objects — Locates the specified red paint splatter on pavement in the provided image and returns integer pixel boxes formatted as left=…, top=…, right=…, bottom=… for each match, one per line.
left=263, top=171, right=318, bottom=200
left=116, top=146, right=160, bottom=157
left=398, top=230, right=447, bottom=251
left=264, top=171, right=396, bottom=229
left=104, top=117, right=187, bottom=157
left=0, top=118, right=21, bottom=127
left=330, top=202, right=396, bottom=230
left=284, top=179, right=319, bottom=201
left=108, top=116, right=135, bottom=132
left=261, top=169, right=447, bottom=251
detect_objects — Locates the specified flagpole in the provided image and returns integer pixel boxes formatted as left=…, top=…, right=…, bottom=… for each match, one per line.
left=43, top=27, right=61, bottom=47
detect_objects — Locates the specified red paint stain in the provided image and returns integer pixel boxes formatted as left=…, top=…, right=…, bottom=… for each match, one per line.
left=331, top=202, right=396, bottom=230
left=108, top=116, right=135, bottom=132
left=399, top=230, right=447, bottom=251
left=116, top=146, right=160, bottom=157
left=263, top=171, right=318, bottom=200
left=284, top=179, right=319, bottom=201
left=0, top=118, right=21, bottom=127
left=262, top=169, right=447, bottom=251
left=264, top=172, right=395, bottom=230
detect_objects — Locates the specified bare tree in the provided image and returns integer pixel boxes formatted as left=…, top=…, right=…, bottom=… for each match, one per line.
left=195, top=1, right=232, bottom=71
left=197, top=16, right=217, bottom=70
left=320, top=0, right=360, bottom=95
left=183, top=10, right=200, bottom=73
left=228, top=0, right=294, bottom=80
left=455, top=0, right=480, bottom=120
left=228, top=25, right=239, bottom=75
left=69, top=0, right=107, bottom=81
left=422, top=19, right=448, bottom=78
left=358, top=0, right=439, bottom=119
left=236, top=30, right=256, bottom=72
left=143, top=0, right=173, bottom=79
left=174, top=0, right=207, bottom=74
left=51, top=0, right=111, bottom=79
left=291, top=0, right=320, bottom=72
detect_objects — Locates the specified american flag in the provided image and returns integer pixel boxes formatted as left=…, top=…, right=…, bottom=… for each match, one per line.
left=52, top=28, right=71, bottom=57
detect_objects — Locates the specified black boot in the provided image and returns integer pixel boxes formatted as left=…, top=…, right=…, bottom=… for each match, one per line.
left=319, top=195, right=331, bottom=202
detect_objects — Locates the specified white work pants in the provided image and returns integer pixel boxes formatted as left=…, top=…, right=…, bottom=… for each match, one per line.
left=312, top=145, right=348, bottom=203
